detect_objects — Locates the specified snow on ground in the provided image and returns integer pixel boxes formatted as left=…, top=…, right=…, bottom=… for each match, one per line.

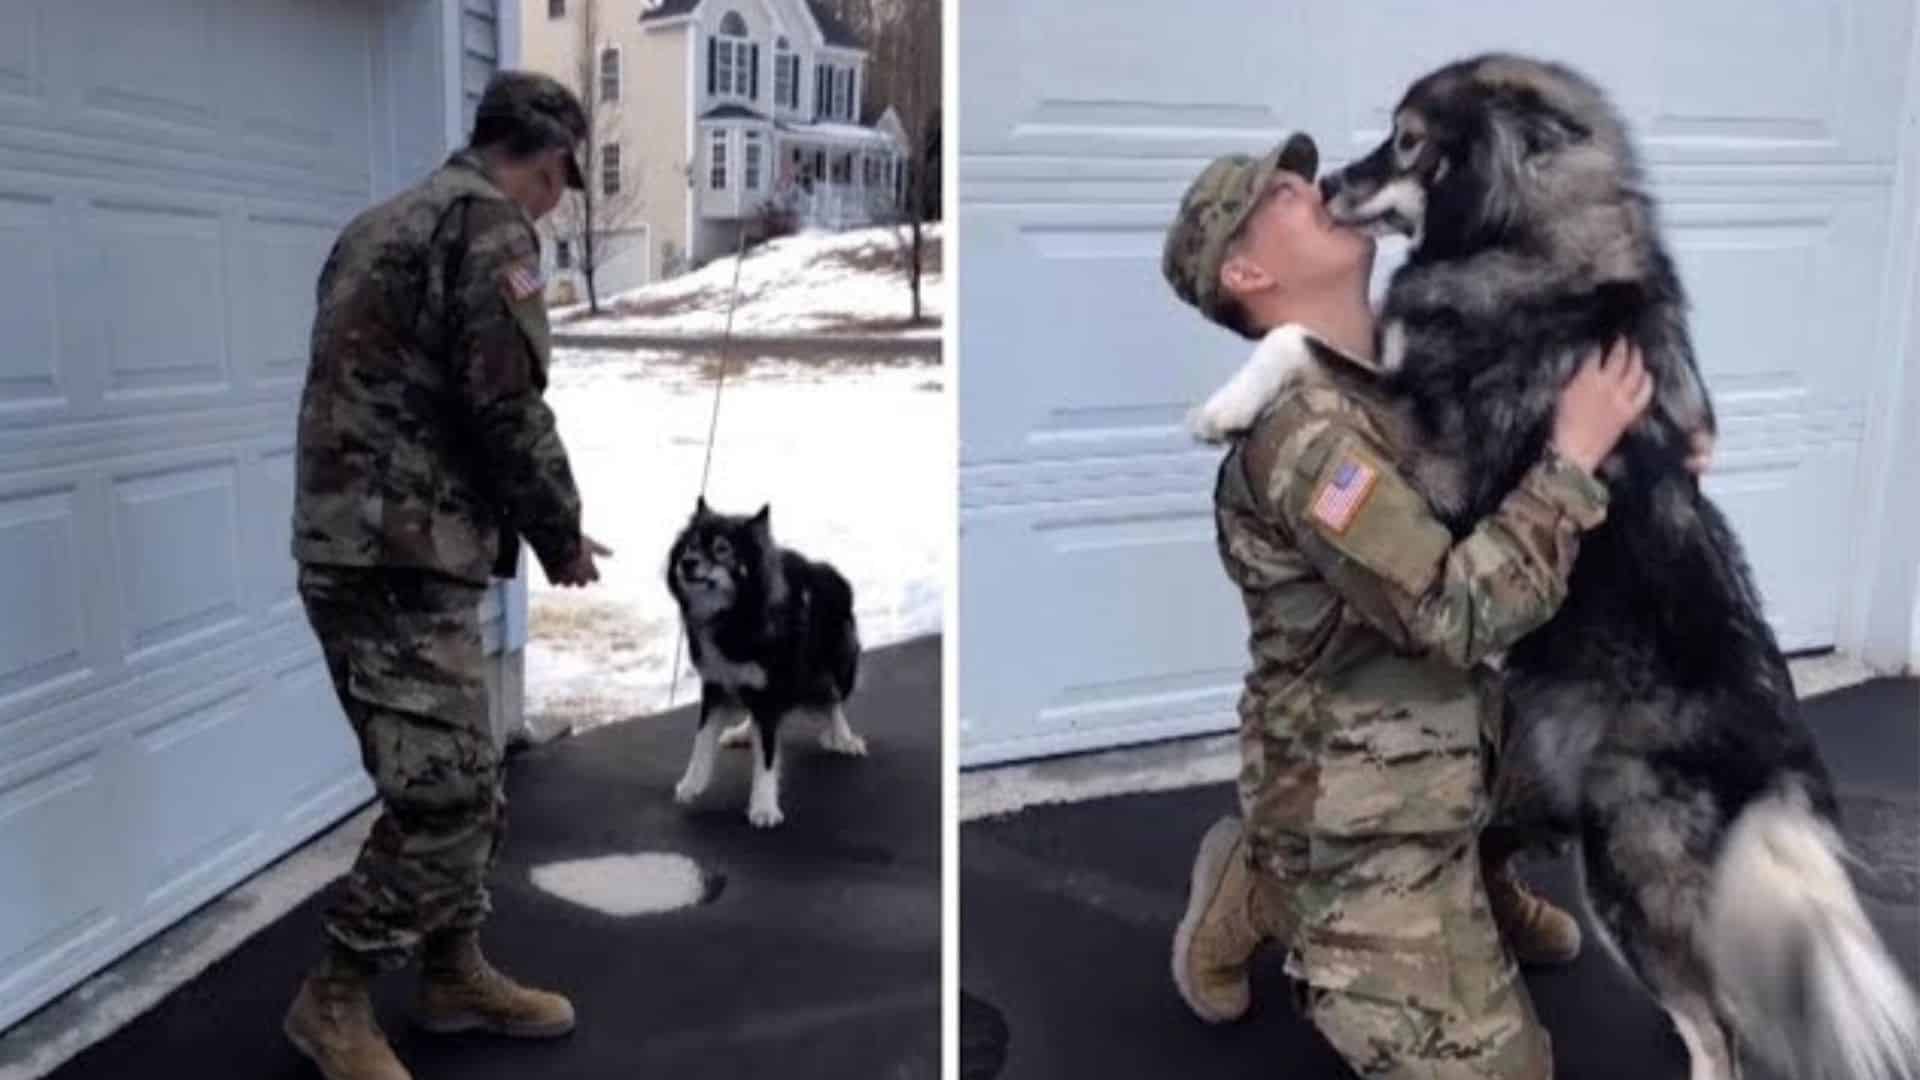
left=557, top=224, right=943, bottom=338
left=524, top=346, right=945, bottom=736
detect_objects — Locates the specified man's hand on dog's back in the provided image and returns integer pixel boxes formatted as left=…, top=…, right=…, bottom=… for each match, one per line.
left=1553, top=338, right=1654, bottom=474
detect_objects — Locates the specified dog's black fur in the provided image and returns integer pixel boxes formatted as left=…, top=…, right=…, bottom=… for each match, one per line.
left=666, top=497, right=860, bottom=827
left=1310, top=53, right=1915, bottom=1080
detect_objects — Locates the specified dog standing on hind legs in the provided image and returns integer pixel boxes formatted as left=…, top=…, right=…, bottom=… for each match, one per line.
left=666, top=497, right=864, bottom=828
left=1194, top=52, right=1919, bottom=1080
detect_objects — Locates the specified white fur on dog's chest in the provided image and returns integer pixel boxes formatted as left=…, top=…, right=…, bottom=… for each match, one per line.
left=692, top=631, right=766, bottom=690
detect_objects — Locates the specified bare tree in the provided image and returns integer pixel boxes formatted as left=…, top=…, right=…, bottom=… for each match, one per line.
left=820, top=0, right=942, bottom=323
left=548, top=0, right=649, bottom=315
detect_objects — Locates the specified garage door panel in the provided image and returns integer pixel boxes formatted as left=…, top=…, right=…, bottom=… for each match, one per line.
left=0, top=7, right=44, bottom=102
left=0, top=745, right=119, bottom=1006
left=73, top=1, right=219, bottom=133
left=0, top=193, right=60, bottom=414
left=81, top=201, right=230, bottom=404
left=960, top=208, right=1254, bottom=464
left=253, top=446, right=302, bottom=616
left=1702, top=443, right=1860, bottom=650
left=223, top=0, right=375, bottom=169
left=127, top=686, right=268, bottom=911
left=112, top=460, right=245, bottom=664
left=236, top=215, right=336, bottom=389
left=1332, top=0, right=1906, bottom=162
left=0, top=486, right=87, bottom=705
left=960, top=497, right=1246, bottom=764
left=958, top=0, right=1314, bottom=160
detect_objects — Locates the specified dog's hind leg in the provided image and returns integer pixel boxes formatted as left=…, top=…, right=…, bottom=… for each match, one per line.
left=817, top=702, right=867, bottom=757
left=674, top=684, right=726, bottom=806
left=1660, top=993, right=1742, bottom=1080
left=1581, top=780, right=1741, bottom=1080
left=746, top=706, right=785, bottom=828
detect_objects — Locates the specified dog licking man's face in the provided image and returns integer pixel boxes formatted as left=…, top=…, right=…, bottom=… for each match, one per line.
left=1216, top=170, right=1375, bottom=315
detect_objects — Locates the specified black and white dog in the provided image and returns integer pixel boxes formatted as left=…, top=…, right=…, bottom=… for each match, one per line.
left=666, top=497, right=864, bottom=828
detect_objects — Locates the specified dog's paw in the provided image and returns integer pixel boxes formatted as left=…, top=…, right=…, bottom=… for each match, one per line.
left=718, top=719, right=753, bottom=749
left=1187, top=325, right=1313, bottom=444
left=673, top=776, right=706, bottom=806
left=747, top=801, right=785, bottom=828
left=819, top=727, right=868, bottom=757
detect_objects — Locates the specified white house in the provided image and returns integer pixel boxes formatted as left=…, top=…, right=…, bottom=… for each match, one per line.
left=523, top=0, right=908, bottom=300
left=956, top=0, right=1920, bottom=766
left=0, top=0, right=530, bottom=1033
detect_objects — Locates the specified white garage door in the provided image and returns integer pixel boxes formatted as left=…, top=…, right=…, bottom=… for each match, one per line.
left=0, top=0, right=394, bottom=1030
left=957, top=1, right=1915, bottom=766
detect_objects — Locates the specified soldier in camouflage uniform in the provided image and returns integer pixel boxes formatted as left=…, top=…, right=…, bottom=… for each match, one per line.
left=1160, top=134, right=1659, bottom=1078
left=284, top=70, right=609, bottom=1080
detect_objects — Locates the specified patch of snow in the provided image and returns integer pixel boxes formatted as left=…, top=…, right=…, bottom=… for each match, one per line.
left=558, top=224, right=943, bottom=338
left=530, top=853, right=710, bottom=917
left=524, top=347, right=945, bottom=733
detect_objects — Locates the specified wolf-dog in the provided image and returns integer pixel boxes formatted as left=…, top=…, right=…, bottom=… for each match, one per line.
left=666, top=497, right=864, bottom=828
left=1190, top=53, right=1918, bottom=1080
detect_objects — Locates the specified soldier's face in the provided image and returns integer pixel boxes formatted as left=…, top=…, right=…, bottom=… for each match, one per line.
left=524, top=148, right=571, bottom=219
left=1224, top=172, right=1375, bottom=300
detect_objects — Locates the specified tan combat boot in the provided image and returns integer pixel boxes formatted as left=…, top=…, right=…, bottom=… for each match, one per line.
left=414, top=931, right=576, bottom=1038
left=1482, top=851, right=1582, bottom=966
left=283, top=951, right=412, bottom=1080
left=1171, top=816, right=1297, bottom=1023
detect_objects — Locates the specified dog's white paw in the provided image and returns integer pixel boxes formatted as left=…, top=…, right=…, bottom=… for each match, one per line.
left=747, top=799, right=785, bottom=828
left=673, top=776, right=705, bottom=806
left=819, top=727, right=868, bottom=757
left=1187, top=325, right=1313, bottom=444
left=718, top=719, right=753, bottom=748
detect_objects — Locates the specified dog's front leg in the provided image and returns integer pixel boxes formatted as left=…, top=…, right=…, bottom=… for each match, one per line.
left=818, top=703, right=868, bottom=757
left=746, top=703, right=786, bottom=828
left=674, top=683, right=725, bottom=806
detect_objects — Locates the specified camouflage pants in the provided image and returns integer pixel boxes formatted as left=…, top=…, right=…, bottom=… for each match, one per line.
left=299, top=564, right=502, bottom=971
left=1237, top=690, right=1552, bottom=1079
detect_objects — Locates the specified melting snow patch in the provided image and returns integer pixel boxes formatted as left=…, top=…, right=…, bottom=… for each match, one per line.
left=530, top=853, right=716, bottom=917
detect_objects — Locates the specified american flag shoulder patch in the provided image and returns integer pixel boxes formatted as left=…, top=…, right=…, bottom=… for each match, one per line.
left=1310, top=453, right=1379, bottom=534
left=499, top=260, right=543, bottom=302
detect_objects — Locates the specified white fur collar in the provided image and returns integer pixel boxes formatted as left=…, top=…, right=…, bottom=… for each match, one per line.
left=1187, top=324, right=1384, bottom=444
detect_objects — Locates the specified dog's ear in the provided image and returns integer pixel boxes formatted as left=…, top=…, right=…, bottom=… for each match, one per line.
left=693, top=494, right=711, bottom=519
left=1517, top=108, right=1588, bottom=157
left=749, top=503, right=771, bottom=534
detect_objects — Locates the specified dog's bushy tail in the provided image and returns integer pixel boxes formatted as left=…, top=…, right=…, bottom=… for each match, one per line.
left=1704, top=787, right=1920, bottom=1080
left=808, top=562, right=859, bottom=699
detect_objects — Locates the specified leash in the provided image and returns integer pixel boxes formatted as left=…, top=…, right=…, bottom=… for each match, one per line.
left=666, top=225, right=752, bottom=710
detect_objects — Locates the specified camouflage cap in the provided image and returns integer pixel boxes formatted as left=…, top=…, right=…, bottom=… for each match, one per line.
left=1162, top=133, right=1320, bottom=324
left=475, top=70, right=589, bottom=189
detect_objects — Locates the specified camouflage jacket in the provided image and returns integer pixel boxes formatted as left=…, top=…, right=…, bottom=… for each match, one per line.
left=292, top=151, right=582, bottom=585
left=1206, top=326, right=1609, bottom=840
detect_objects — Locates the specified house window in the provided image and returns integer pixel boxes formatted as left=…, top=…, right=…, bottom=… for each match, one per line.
left=774, top=37, right=797, bottom=110
left=599, top=46, right=621, bottom=103
left=556, top=238, right=572, bottom=270
left=710, top=11, right=757, bottom=100
left=814, top=63, right=829, bottom=118
left=744, top=132, right=764, bottom=192
left=835, top=68, right=854, bottom=121
left=831, top=152, right=851, bottom=184
left=601, top=143, right=621, bottom=196
left=709, top=130, right=729, bottom=190
left=548, top=0, right=565, bottom=17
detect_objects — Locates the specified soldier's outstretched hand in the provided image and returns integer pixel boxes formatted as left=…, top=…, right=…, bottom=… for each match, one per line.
left=552, top=534, right=613, bottom=587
